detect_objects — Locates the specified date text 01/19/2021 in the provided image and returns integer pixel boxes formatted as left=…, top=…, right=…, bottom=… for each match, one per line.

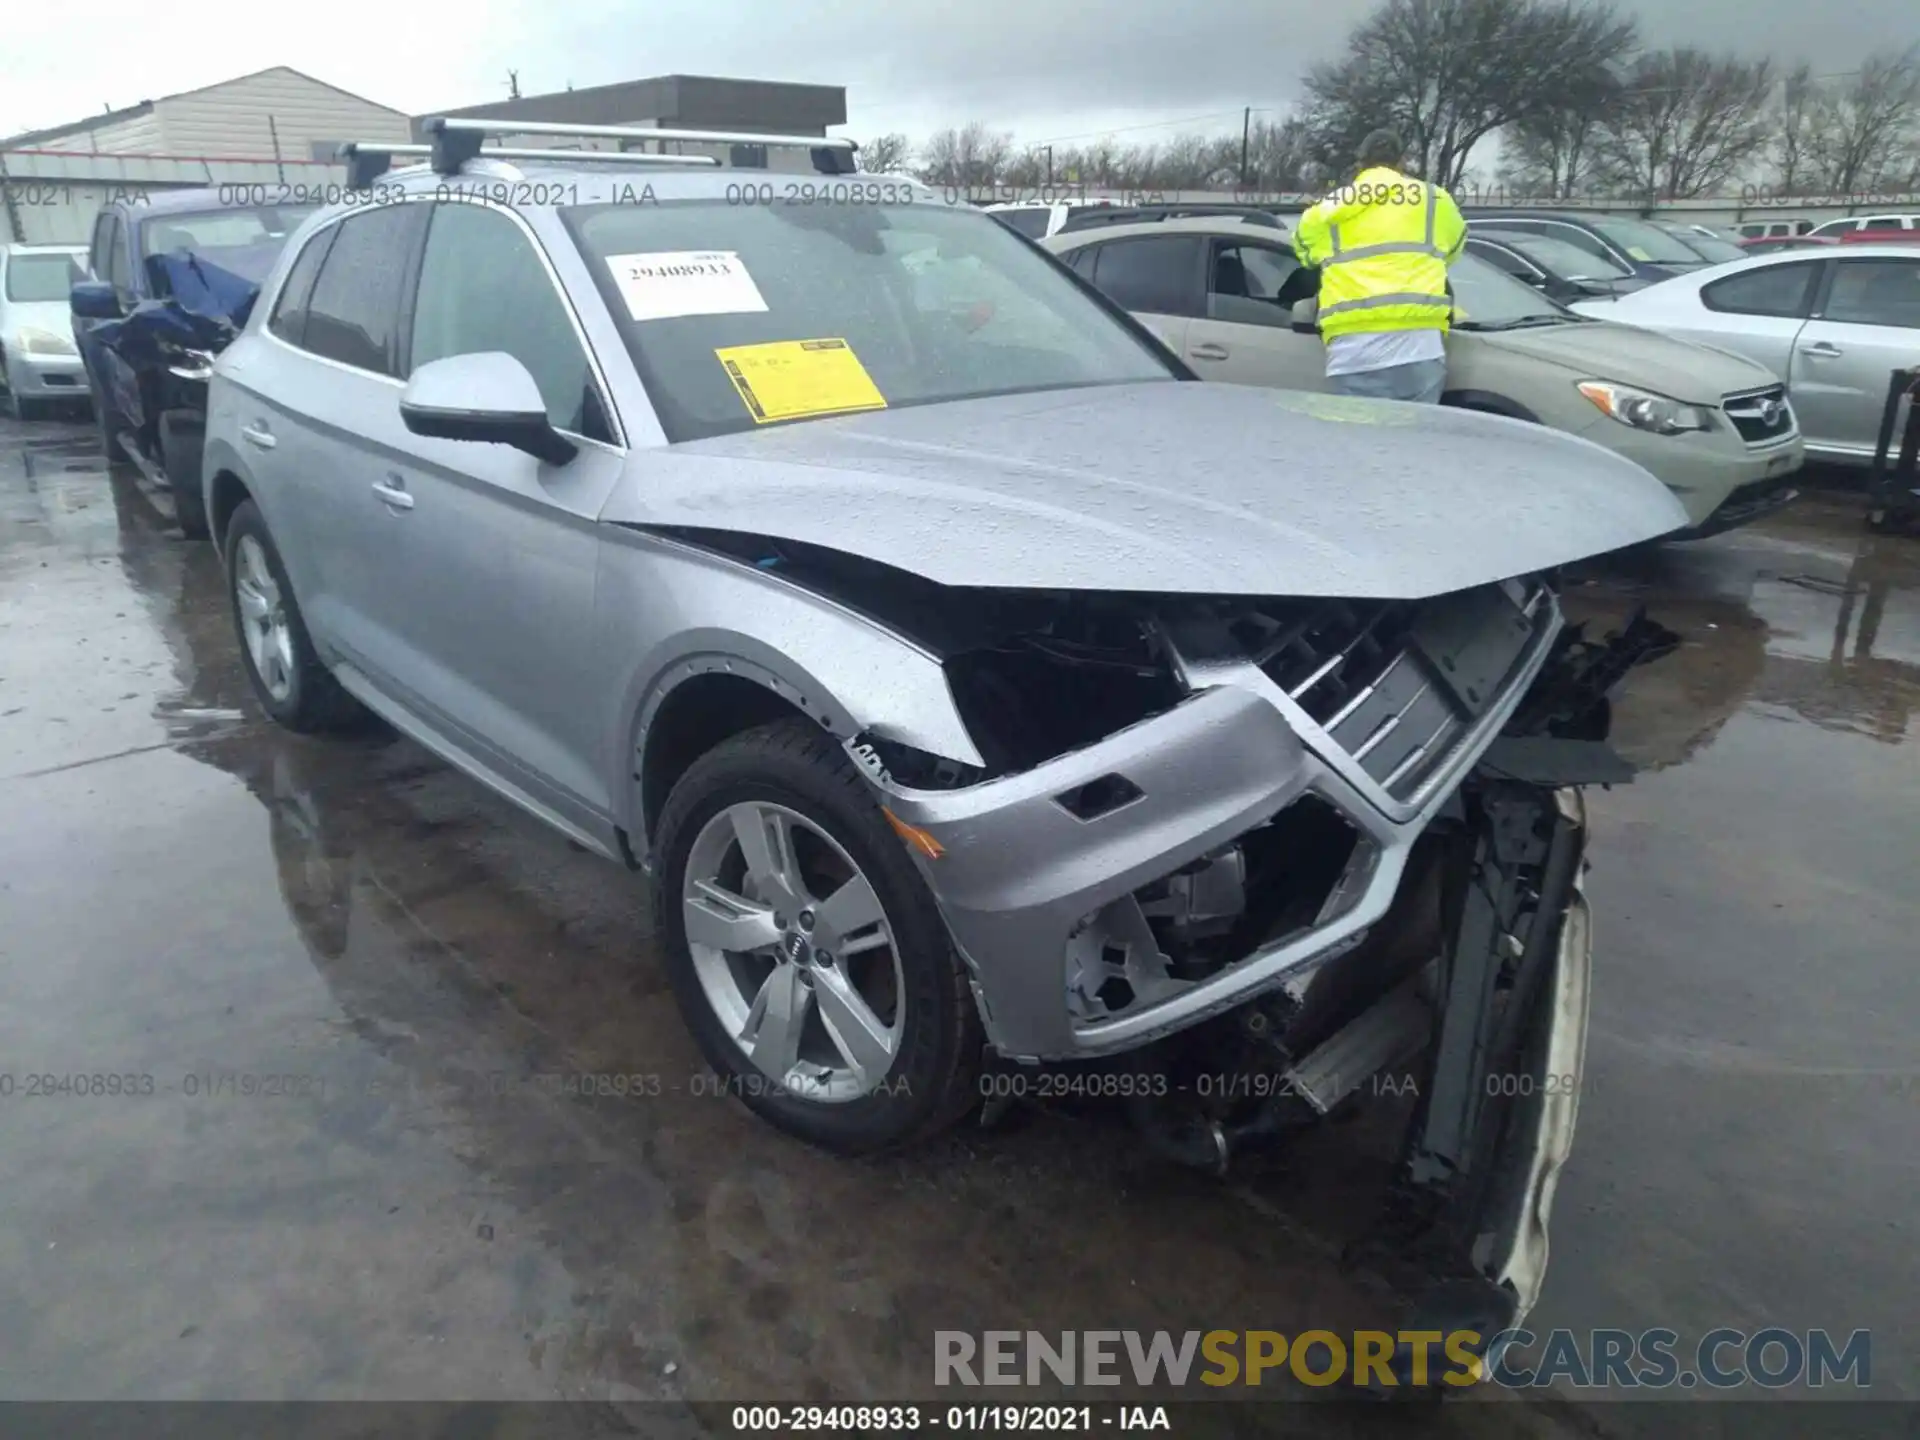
left=728, top=1404, right=1172, bottom=1432
left=973, top=1070, right=1584, bottom=1102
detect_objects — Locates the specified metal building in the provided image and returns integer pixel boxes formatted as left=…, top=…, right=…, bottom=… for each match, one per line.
left=0, top=66, right=411, bottom=164
left=414, top=75, right=848, bottom=174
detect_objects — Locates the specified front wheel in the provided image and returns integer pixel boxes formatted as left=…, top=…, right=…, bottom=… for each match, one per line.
left=653, top=719, right=983, bottom=1153
left=88, top=376, right=129, bottom=461
left=159, top=412, right=209, bottom=539
left=224, top=499, right=363, bottom=733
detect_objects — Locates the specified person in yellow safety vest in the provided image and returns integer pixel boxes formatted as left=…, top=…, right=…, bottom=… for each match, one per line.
left=1291, top=129, right=1467, bottom=404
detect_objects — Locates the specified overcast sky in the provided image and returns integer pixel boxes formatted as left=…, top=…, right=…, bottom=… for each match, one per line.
left=4, top=0, right=1916, bottom=152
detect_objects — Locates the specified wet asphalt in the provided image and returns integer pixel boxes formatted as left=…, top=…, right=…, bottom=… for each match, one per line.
left=0, top=409, right=1914, bottom=1432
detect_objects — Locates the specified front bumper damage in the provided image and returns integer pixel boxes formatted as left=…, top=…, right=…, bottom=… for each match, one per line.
left=857, top=582, right=1673, bottom=1341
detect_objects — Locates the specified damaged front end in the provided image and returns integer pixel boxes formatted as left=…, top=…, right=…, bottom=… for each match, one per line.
left=95, top=251, right=259, bottom=481
left=826, top=551, right=1674, bottom=1336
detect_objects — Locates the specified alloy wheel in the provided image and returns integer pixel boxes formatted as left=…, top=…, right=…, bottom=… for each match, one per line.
left=682, top=801, right=905, bottom=1102
left=234, top=534, right=295, bottom=703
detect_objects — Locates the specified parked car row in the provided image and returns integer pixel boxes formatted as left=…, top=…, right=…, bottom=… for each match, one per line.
left=1569, top=244, right=1920, bottom=467
left=1039, top=212, right=1804, bottom=538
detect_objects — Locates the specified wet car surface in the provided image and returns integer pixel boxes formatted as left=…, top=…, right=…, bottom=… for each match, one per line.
left=2, top=413, right=1916, bottom=1428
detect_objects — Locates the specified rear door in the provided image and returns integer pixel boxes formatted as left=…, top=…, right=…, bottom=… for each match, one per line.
left=1181, top=236, right=1326, bottom=390
left=375, top=200, right=628, bottom=824
left=1789, top=254, right=1920, bottom=458
left=1686, top=259, right=1825, bottom=380
left=1077, top=234, right=1204, bottom=353
left=259, top=202, right=431, bottom=686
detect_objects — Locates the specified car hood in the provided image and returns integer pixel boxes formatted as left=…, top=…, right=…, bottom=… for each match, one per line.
left=2, top=298, right=74, bottom=338
left=610, top=381, right=1686, bottom=599
left=1471, top=318, right=1775, bottom=403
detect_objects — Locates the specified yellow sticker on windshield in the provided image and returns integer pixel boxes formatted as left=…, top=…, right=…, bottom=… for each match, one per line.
left=1627, top=246, right=1653, bottom=262
left=715, top=339, right=888, bottom=424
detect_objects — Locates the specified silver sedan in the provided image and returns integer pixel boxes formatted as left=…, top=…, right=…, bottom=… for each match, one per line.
left=1571, top=244, right=1920, bottom=466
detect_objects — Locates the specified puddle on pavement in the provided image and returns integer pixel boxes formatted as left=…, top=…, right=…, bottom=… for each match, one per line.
left=1564, top=496, right=1918, bottom=768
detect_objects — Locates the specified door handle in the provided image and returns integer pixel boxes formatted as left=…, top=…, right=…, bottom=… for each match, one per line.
left=371, top=476, right=414, bottom=511
left=1799, top=341, right=1843, bottom=358
left=1191, top=342, right=1231, bottom=361
left=241, top=422, right=276, bottom=450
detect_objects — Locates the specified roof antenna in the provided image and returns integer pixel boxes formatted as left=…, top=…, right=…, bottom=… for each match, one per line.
left=507, top=70, right=521, bottom=100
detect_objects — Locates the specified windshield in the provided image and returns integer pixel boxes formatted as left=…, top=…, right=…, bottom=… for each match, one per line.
left=565, top=199, right=1177, bottom=442
left=1448, top=252, right=1576, bottom=329
left=1587, top=216, right=1704, bottom=266
left=4, top=251, right=84, bottom=302
left=1484, top=232, right=1630, bottom=280
left=140, top=206, right=318, bottom=272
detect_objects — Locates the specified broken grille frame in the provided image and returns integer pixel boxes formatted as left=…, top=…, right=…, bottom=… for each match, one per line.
left=1177, top=583, right=1562, bottom=826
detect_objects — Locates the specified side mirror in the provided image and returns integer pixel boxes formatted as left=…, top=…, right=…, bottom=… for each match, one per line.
left=399, top=352, right=576, bottom=466
left=1290, top=298, right=1321, bottom=335
left=71, top=280, right=124, bottom=320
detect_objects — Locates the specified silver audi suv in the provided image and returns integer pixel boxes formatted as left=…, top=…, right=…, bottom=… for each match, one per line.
left=202, top=120, right=1686, bottom=1339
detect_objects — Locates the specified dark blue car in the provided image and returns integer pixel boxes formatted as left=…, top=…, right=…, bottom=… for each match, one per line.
left=71, top=189, right=314, bottom=537
left=1461, top=210, right=1710, bottom=285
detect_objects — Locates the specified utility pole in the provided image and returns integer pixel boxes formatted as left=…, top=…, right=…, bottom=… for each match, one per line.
left=507, top=70, right=522, bottom=100
left=1045, top=144, right=1053, bottom=185
left=1240, top=106, right=1251, bottom=191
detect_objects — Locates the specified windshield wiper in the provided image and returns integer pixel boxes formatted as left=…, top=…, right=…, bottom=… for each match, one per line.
left=1472, top=316, right=1570, bottom=331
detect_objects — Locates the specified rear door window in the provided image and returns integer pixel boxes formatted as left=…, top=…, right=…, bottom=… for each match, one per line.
left=1086, top=235, right=1204, bottom=316
left=300, top=205, right=427, bottom=375
left=267, top=226, right=337, bottom=348
left=1701, top=262, right=1822, bottom=318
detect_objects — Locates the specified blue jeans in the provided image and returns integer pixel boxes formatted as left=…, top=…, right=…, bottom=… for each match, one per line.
left=1329, top=358, right=1448, bottom=404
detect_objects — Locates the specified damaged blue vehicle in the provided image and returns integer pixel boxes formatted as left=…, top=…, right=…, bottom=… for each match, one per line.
left=70, top=191, right=314, bottom=537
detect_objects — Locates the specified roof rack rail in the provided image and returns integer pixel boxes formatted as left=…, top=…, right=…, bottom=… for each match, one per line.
left=419, top=116, right=860, bottom=177
left=339, top=140, right=721, bottom=188
left=1057, top=204, right=1288, bottom=233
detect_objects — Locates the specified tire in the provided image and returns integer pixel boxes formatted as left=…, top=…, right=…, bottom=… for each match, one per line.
left=653, top=718, right=983, bottom=1154
left=159, top=412, right=209, bottom=539
left=89, top=376, right=128, bottom=461
left=223, top=499, right=363, bottom=732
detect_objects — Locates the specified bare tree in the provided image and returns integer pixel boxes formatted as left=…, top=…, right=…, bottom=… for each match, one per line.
left=858, top=132, right=911, bottom=175
left=916, top=122, right=1014, bottom=189
left=1241, top=116, right=1318, bottom=191
left=1301, top=0, right=1637, bottom=187
left=1767, top=64, right=1829, bottom=197
left=1599, top=48, right=1775, bottom=199
left=1501, top=62, right=1623, bottom=197
left=1809, top=46, right=1920, bottom=196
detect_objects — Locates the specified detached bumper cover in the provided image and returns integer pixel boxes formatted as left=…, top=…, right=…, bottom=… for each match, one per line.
left=1471, top=789, right=1594, bottom=1325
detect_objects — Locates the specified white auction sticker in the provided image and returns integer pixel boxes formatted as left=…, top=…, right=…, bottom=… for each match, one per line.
left=605, top=250, right=768, bottom=322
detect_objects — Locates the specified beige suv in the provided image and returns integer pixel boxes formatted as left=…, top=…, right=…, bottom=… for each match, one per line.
left=1044, top=216, right=1806, bottom=538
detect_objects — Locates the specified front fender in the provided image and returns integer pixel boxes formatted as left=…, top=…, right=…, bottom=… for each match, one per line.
left=593, top=526, right=985, bottom=836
